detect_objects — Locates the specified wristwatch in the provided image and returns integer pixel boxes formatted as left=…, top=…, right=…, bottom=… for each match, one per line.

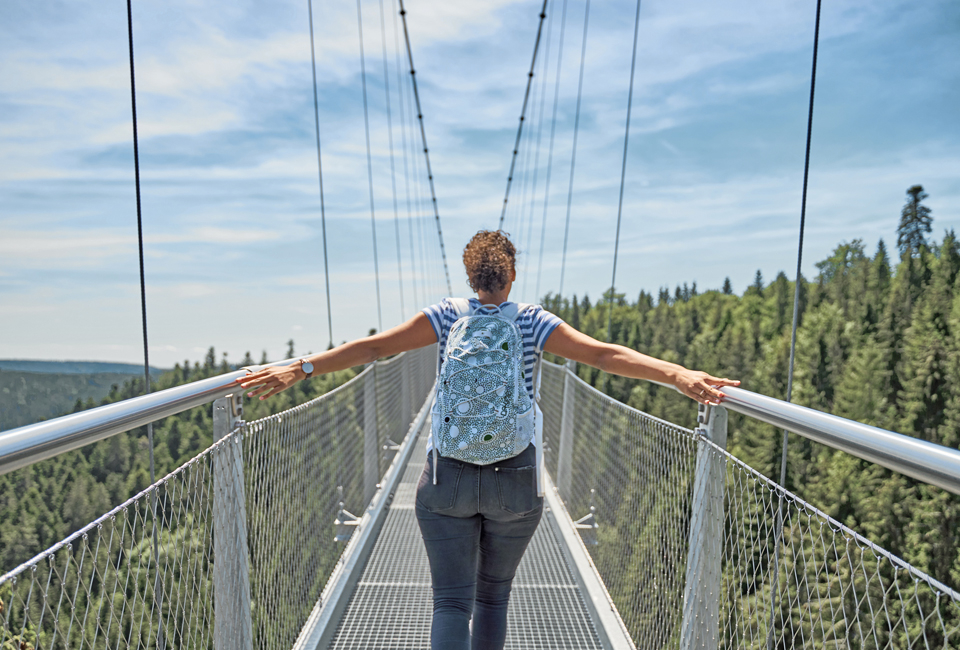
left=299, top=358, right=315, bottom=377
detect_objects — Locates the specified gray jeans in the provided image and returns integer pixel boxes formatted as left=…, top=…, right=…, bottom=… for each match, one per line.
left=415, top=444, right=543, bottom=650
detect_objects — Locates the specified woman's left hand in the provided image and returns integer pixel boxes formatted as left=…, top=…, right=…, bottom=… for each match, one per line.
left=236, top=365, right=305, bottom=400
left=673, top=370, right=739, bottom=406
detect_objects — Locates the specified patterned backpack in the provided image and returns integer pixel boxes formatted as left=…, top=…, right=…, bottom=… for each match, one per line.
left=431, top=299, right=536, bottom=472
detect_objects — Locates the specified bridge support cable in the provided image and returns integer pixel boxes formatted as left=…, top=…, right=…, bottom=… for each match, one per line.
left=497, top=0, right=550, bottom=230
left=377, top=0, right=406, bottom=320
left=398, top=0, right=453, bottom=295
left=558, top=0, right=591, bottom=297
left=510, top=99, right=533, bottom=237
left=535, top=0, right=569, bottom=302
left=511, top=75, right=540, bottom=269
left=605, top=0, right=643, bottom=353
left=768, top=1, right=823, bottom=647
left=522, top=4, right=556, bottom=302
left=356, top=0, right=384, bottom=332
left=123, top=4, right=164, bottom=647
left=407, top=90, right=433, bottom=303
left=391, top=0, right=419, bottom=308
left=400, top=54, right=430, bottom=303
left=307, top=0, right=335, bottom=348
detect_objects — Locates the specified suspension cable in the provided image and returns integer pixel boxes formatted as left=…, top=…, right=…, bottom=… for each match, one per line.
left=535, top=0, right=569, bottom=302
left=392, top=0, right=419, bottom=307
left=558, top=0, right=591, bottom=296
left=782, top=0, right=822, bottom=474
left=405, top=67, right=431, bottom=300
left=398, top=0, right=452, bottom=295
left=767, top=2, right=822, bottom=647
left=606, top=0, right=643, bottom=344
left=124, top=3, right=161, bottom=645
left=378, top=0, right=406, bottom=320
left=405, top=54, right=435, bottom=300
left=307, top=0, right=334, bottom=348
left=356, top=0, right=384, bottom=332
left=521, top=5, right=555, bottom=301
left=498, top=0, right=550, bottom=229
left=512, top=95, right=536, bottom=245
left=125, top=0, right=151, bottom=454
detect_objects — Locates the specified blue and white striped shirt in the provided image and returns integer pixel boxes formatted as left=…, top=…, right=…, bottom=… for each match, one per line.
left=422, top=298, right=564, bottom=401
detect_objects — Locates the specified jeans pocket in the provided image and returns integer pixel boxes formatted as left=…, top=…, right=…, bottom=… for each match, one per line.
left=416, top=456, right=463, bottom=512
left=495, top=465, right=538, bottom=515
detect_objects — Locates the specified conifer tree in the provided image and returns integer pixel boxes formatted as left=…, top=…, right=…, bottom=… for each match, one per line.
left=897, top=185, right=933, bottom=256
left=899, top=234, right=959, bottom=443
left=751, top=270, right=764, bottom=296
left=865, top=240, right=891, bottom=330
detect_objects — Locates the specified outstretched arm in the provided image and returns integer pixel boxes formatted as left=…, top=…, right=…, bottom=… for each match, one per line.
left=238, top=312, right=437, bottom=399
left=543, top=323, right=738, bottom=405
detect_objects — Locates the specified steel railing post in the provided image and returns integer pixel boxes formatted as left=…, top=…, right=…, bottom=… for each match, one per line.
left=557, top=359, right=577, bottom=502
left=680, top=403, right=728, bottom=650
left=212, top=394, right=253, bottom=650
left=363, top=363, right=379, bottom=505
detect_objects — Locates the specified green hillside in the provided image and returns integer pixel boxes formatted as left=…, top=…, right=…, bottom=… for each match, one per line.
left=0, top=371, right=133, bottom=431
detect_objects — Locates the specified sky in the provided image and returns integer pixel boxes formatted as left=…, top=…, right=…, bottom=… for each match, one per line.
left=1, top=0, right=958, bottom=368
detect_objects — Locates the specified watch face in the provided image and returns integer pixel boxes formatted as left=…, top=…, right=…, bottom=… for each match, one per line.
left=301, top=360, right=315, bottom=375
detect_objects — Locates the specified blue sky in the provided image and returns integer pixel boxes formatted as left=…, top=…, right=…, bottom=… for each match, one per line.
left=1, top=0, right=958, bottom=367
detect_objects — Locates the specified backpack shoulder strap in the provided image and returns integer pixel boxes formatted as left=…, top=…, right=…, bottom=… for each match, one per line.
left=448, top=297, right=473, bottom=320
left=500, top=302, right=535, bottom=322
left=436, top=298, right=473, bottom=374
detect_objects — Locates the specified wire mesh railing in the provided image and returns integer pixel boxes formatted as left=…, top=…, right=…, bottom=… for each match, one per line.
left=540, top=359, right=960, bottom=650
left=3, top=348, right=958, bottom=650
left=0, top=346, right=436, bottom=650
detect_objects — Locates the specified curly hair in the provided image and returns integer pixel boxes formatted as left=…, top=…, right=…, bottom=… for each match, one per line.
left=462, top=230, right=516, bottom=294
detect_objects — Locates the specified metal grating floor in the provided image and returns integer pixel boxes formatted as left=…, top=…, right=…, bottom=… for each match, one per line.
left=328, top=421, right=604, bottom=649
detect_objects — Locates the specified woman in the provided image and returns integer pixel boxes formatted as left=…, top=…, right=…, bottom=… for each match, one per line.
left=239, top=230, right=738, bottom=650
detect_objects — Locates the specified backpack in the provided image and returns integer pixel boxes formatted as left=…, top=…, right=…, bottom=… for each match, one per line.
left=431, top=299, right=544, bottom=494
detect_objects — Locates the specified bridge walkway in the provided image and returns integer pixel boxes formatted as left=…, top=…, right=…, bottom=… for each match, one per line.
left=328, top=421, right=604, bottom=649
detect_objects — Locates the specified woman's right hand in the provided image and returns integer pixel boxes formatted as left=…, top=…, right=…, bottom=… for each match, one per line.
left=670, top=368, right=739, bottom=406
left=237, top=364, right=306, bottom=400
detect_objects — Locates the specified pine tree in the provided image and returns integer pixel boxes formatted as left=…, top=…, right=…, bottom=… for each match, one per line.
left=722, top=277, right=733, bottom=295
left=899, top=234, right=959, bottom=443
left=751, top=269, right=764, bottom=296
left=204, top=346, right=217, bottom=369
left=864, top=240, right=891, bottom=331
left=897, top=185, right=933, bottom=256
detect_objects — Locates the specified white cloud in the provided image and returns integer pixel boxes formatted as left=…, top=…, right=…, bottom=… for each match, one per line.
left=1, top=0, right=958, bottom=366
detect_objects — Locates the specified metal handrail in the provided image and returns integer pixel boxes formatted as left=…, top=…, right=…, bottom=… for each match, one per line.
left=718, top=386, right=960, bottom=496
left=546, top=360, right=960, bottom=495
left=6, top=356, right=960, bottom=495
left=0, top=358, right=305, bottom=476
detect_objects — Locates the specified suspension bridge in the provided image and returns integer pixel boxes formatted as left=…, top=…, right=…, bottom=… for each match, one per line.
left=2, top=0, right=960, bottom=648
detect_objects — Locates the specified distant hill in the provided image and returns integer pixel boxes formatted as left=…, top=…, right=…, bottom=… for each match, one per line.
left=0, top=359, right=164, bottom=375
left=0, top=370, right=141, bottom=432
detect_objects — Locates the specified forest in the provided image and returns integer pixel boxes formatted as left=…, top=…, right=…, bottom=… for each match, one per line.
left=541, top=184, right=960, bottom=596
left=1, top=185, right=957, bottom=646
left=0, top=345, right=357, bottom=575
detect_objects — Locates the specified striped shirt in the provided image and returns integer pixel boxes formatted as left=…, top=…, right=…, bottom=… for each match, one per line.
left=422, top=298, right=564, bottom=400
